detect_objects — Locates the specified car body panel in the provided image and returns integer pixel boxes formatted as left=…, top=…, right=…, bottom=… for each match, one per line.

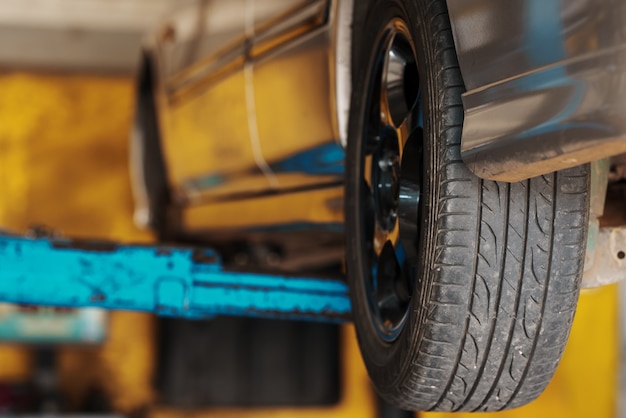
left=447, top=0, right=626, bottom=181
left=182, top=185, right=344, bottom=233
left=144, top=0, right=347, bottom=237
left=139, top=0, right=626, bottom=244
left=252, top=14, right=342, bottom=191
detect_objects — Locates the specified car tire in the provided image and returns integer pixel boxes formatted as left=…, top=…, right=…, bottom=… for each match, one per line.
left=345, top=0, right=590, bottom=412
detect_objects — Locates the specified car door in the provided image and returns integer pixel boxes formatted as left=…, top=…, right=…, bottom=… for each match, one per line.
left=251, top=0, right=344, bottom=193
left=154, top=0, right=334, bottom=209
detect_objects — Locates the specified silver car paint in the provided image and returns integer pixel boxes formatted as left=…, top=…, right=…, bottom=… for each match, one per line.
left=141, top=0, right=626, bottom=235
left=447, top=0, right=626, bottom=181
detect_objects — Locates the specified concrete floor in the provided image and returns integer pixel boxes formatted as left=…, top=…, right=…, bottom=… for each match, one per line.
left=0, top=71, right=619, bottom=417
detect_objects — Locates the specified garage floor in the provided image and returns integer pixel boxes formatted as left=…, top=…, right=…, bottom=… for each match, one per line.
left=0, top=71, right=618, bottom=417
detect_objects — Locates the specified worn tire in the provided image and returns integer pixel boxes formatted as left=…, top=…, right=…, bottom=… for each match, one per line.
left=345, top=0, right=590, bottom=412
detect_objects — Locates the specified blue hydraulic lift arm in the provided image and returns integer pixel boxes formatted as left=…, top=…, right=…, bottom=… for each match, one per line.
left=0, top=233, right=351, bottom=323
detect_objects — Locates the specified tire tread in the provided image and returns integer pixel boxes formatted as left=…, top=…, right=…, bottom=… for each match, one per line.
left=346, top=0, right=589, bottom=411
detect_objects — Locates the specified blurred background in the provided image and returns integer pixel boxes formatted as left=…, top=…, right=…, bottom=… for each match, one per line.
left=0, top=0, right=620, bottom=417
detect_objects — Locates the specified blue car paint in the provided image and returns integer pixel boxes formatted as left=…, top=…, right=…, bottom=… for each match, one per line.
left=272, top=142, right=345, bottom=176
left=183, top=142, right=345, bottom=195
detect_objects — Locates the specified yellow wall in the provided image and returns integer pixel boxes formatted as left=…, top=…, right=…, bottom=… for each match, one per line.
left=0, top=73, right=155, bottom=412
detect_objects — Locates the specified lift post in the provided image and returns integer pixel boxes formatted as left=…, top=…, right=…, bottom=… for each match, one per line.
left=0, top=233, right=351, bottom=323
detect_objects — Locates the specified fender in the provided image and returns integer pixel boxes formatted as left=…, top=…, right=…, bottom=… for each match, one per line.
left=447, top=0, right=626, bottom=181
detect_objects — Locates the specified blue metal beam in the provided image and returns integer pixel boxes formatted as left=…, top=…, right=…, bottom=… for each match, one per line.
left=0, top=234, right=351, bottom=323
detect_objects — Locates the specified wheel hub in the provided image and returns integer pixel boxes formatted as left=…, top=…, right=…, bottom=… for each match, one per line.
left=359, top=19, right=424, bottom=342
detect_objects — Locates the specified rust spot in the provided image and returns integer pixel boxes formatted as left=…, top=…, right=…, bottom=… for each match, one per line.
left=156, top=248, right=173, bottom=256
left=155, top=304, right=178, bottom=314
left=160, top=25, right=176, bottom=43
left=53, top=307, right=75, bottom=314
left=26, top=225, right=59, bottom=239
left=17, top=304, right=40, bottom=314
left=52, top=239, right=117, bottom=253
left=192, top=250, right=219, bottom=265
left=90, top=293, right=106, bottom=302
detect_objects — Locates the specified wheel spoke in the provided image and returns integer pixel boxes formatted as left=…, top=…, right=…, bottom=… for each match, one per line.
left=381, top=33, right=420, bottom=129
left=396, top=117, right=410, bottom=160
left=357, top=19, right=422, bottom=342
left=415, top=87, right=424, bottom=129
left=375, top=241, right=411, bottom=328
left=362, top=178, right=376, bottom=243
left=367, top=86, right=384, bottom=156
left=392, top=243, right=412, bottom=303
left=376, top=241, right=401, bottom=310
left=397, top=127, right=423, bottom=265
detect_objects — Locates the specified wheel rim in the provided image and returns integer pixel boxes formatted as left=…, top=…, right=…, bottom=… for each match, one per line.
left=360, top=19, right=423, bottom=342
